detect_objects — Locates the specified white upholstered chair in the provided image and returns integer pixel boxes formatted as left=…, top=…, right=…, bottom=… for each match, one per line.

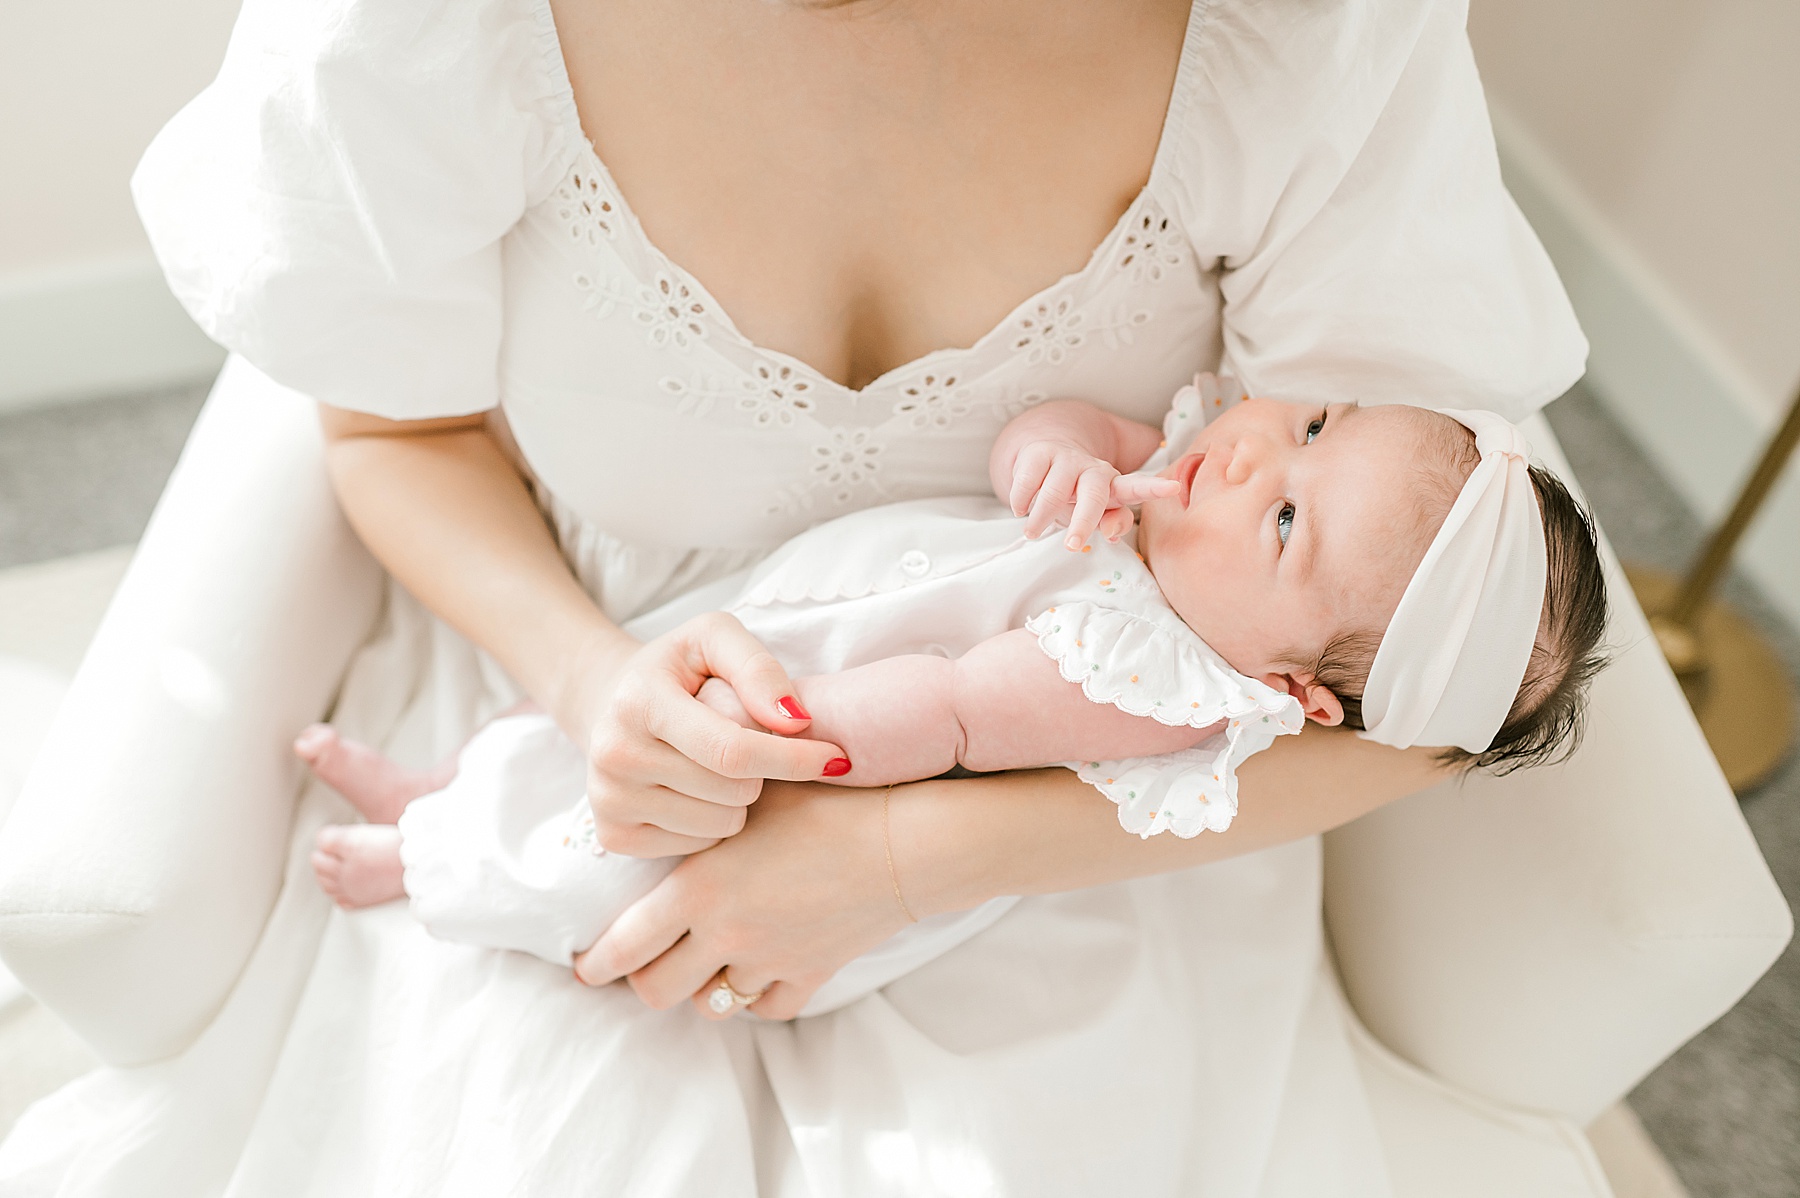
left=0, top=358, right=1789, bottom=1194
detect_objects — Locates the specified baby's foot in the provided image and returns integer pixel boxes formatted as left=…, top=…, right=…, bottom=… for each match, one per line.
left=294, top=724, right=455, bottom=825
left=311, top=824, right=406, bottom=909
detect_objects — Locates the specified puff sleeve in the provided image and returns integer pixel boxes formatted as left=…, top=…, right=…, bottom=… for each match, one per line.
left=131, top=0, right=578, bottom=418
left=1025, top=600, right=1305, bottom=838
left=1166, top=0, right=1585, bottom=422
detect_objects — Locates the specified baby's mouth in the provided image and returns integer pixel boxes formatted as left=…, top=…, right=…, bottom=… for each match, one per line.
left=1177, top=453, right=1205, bottom=508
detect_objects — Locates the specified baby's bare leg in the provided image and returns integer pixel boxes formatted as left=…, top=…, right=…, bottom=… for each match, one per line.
left=294, top=724, right=461, bottom=825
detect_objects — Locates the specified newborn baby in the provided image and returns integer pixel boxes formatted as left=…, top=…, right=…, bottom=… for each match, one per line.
left=302, top=375, right=1608, bottom=1014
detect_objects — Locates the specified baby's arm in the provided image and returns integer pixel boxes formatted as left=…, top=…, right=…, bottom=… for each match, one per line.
left=990, top=400, right=1175, bottom=548
left=702, top=629, right=1216, bottom=786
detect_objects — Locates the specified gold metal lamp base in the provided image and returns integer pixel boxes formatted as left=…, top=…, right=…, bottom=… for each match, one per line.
left=1626, top=564, right=1795, bottom=794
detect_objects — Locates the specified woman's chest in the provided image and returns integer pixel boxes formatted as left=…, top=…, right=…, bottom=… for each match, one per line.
left=498, top=165, right=1220, bottom=550
left=499, top=0, right=1220, bottom=552
left=551, top=0, right=1193, bottom=390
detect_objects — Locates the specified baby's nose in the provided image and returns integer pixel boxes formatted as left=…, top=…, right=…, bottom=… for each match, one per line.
left=1223, top=435, right=1268, bottom=485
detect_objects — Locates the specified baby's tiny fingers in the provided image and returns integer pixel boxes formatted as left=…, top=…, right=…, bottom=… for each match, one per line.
left=1008, top=446, right=1056, bottom=517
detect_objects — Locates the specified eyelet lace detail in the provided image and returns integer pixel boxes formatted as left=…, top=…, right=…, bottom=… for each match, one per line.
left=636, top=273, right=709, bottom=351
left=1010, top=296, right=1086, bottom=366
left=660, top=360, right=817, bottom=426
left=554, top=169, right=621, bottom=248
left=810, top=426, right=885, bottom=503
left=1118, top=210, right=1185, bottom=283
left=892, top=372, right=973, bottom=429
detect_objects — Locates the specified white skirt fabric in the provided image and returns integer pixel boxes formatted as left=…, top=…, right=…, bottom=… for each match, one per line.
left=1, top=574, right=1394, bottom=1198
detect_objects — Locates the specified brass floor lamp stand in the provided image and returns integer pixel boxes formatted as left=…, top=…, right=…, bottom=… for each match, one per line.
left=1625, top=384, right=1800, bottom=794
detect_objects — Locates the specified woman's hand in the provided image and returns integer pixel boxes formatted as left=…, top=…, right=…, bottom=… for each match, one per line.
left=569, top=612, right=852, bottom=859
left=573, top=780, right=912, bottom=1019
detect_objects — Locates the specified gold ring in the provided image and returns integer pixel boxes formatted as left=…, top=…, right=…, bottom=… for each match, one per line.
left=706, top=973, right=766, bottom=1015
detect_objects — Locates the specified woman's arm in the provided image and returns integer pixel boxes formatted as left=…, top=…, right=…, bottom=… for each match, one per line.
left=316, top=404, right=849, bottom=856
left=317, top=407, right=627, bottom=725
left=578, top=729, right=1450, bottom=1018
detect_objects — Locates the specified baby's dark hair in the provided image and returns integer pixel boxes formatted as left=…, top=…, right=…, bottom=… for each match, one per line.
left=1311, top=464, right=1610, bottom=774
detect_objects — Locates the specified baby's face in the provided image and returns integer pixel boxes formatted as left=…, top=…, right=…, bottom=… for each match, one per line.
left=1137, top=397, right=1456, bottom=718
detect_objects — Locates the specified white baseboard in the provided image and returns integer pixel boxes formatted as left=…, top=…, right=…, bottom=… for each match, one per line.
left=0, top=256, right=225, bottom=413
left=1491, top=105, right=1800, bottom=633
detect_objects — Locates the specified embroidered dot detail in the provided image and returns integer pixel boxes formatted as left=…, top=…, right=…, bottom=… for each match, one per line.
left=1130, top=674, right=1139, bottom=683
left=1081, top=545, right=1092, bottom=553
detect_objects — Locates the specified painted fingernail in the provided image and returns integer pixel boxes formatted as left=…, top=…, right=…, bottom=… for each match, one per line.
left=821, top=757, right=852, bottom=777
left=775, top=695, right=811, bottom=721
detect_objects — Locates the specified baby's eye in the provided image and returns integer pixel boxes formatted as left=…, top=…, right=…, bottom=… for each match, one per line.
left=1277, top=502, right=1295, bottom=546
left=1305, top=412, right=1326, bottom=443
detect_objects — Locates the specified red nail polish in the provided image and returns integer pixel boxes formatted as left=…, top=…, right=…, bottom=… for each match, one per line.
left=821, top=757, right=852, bottom=777
left=775, top=695, right=811, bottom=721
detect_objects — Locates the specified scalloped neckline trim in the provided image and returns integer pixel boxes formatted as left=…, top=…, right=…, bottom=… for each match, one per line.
left=524, top=0, right=1207, bottom=397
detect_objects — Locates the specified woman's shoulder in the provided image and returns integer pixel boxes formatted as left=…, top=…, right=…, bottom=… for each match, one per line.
left=203, top=0, right=579, bottom=189
left=132, top=0, right=585, bottom=417
left=1157, top=0, right=1459, bottom=251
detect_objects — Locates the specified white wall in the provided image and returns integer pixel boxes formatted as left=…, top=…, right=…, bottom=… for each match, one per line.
left=0, top=0, right=240, bottom=408
left=1471, top=0, right=1800, bottom=628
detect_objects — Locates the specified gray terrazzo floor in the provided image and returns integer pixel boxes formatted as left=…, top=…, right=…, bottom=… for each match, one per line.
left=0, top=376, right=1795, bottom=1194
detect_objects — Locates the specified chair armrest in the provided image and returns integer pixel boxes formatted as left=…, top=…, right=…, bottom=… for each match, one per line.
left=1323, top=415, right=1792, bottom=1123
left=0, top=357, right=383, bottom=1065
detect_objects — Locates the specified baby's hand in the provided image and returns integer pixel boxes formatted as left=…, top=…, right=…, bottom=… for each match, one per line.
left=1007, top=440, right=1180, bottom=550
left=696, top=677, right=760, bottom=731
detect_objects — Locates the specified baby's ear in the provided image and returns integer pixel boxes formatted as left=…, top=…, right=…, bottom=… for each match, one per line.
left=1279, top=671, right=1344, bottom=727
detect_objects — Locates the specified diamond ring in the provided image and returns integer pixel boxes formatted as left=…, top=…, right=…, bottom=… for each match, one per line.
left=706, top=973, right=766, bottom=1015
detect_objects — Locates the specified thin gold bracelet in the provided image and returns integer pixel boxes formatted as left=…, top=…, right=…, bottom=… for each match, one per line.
left=883, top=785, right=920, bottom=924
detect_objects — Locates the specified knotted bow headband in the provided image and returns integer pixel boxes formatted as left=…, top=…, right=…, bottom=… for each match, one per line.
left=1359, top=410, right=1547, bottom=753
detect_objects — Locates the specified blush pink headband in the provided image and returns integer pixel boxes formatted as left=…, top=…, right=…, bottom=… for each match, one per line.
left=1359, top=410, right=1547, bottom=753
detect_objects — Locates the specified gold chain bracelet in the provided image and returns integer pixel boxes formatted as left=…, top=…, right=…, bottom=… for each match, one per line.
left=882, top=785, right=919, bottom=924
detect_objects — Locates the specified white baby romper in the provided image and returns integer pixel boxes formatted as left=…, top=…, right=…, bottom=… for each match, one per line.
left=395, top=414, right=1308, bottom=1011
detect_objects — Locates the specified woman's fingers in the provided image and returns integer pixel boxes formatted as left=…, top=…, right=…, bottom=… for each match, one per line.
left=573, top=882, right=688, bottom=987
left=594, top=738, right=763, bottom=809
left=626, top=928, right=729, bottom=1010
left=587, top=822, right=720, bottom=860
left=746, top=978, right=822, bottom=1022
left=691, top=965, right=780, bottom=1021
left=680, top=612, right=816, bottom=734
left=598, top=787, right=749, bottom=842
left=646, top=687, right=847, bottom=782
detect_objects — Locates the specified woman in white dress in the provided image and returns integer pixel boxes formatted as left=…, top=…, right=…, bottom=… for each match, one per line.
left=2, top=0, right=1586, bottom=1193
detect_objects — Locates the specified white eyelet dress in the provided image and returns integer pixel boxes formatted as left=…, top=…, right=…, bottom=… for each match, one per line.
left=0, top=0, right=1585, bottom=1194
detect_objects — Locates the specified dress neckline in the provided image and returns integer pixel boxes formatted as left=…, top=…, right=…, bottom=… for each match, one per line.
left=531, top=0, right=1204, bottom=398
